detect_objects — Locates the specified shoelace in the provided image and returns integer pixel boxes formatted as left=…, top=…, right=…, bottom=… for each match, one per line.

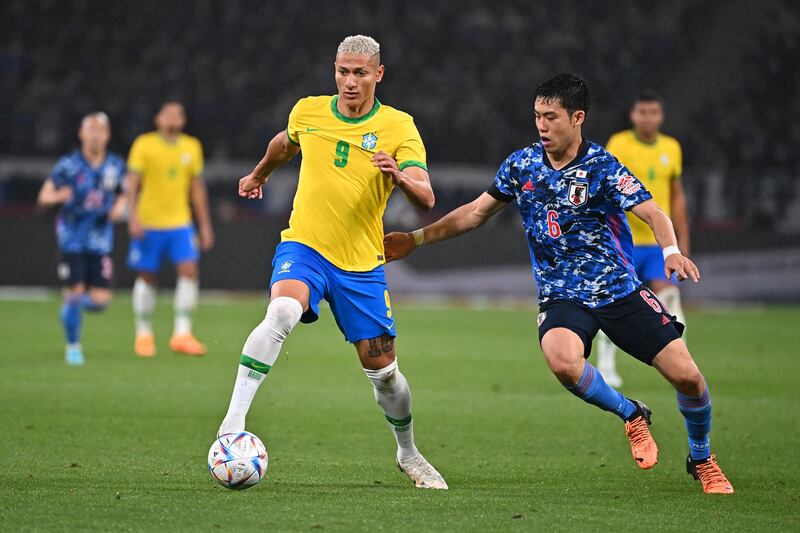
left=696, top=457, right=729, bottom=487
left=626, top=418, right=651, bottom=446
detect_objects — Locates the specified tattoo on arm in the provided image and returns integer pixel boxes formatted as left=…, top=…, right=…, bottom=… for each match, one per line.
left=367, top=333, right=395, bottom=357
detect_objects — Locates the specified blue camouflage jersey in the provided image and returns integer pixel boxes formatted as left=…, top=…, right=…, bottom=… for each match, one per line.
left=51, top=150, right=126, bottom=254
left=489, top=140, right=652, bottom=308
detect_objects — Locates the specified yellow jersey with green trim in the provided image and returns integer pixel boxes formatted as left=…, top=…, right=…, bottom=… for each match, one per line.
left=282, top=95, right=428, bottom=271
left=606, top=130, right=682, bottom=245
left=127, top=132, right=204, bottom=228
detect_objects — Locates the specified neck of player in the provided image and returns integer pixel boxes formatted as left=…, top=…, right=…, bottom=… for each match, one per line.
left=82, top=147, right=106, bottom=168
left=548, top=135, right=582, bottom=170
left=337, top=95, right=375, bottom=118
left=635, top=128, right=658, bottom=144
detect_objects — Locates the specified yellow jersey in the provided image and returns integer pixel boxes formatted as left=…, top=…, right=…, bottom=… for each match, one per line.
left=127, top=132, right=204, bottom=228
left=606, top=130, right=682, bottom=245
left=282, top=95, right=427, bottom=271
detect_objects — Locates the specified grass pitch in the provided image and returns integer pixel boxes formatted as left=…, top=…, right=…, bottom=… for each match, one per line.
left=0, top=295, right=798, bottom=531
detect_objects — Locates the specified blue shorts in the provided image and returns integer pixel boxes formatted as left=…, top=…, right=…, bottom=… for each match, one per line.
left=127, top=225, right=199, bottom=273
left=269, top=241, right=396, bottom=343
left=633, top=245, right=677, bottom=284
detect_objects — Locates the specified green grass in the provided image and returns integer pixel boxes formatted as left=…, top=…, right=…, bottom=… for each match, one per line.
left=1, top=295, right=799, bottom=531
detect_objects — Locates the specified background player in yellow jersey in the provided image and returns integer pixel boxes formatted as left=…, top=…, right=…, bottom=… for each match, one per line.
left=216, top=35, right=447, bottom=489
left=598, top=91, right=689, bottom=386
left=125, top=101, right=214, bottom=357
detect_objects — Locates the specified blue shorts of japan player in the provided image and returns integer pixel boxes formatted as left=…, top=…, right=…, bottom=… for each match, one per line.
left=36, top=112, right=127, bottom=366
left=384, top=74, right=733, bottom=494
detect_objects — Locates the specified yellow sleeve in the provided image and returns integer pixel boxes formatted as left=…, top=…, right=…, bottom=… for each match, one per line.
left=395, top=116, right=427, bottom=171
left=127, top=136, right=147, bottom=175
left=192, top=139, right=205, bottom=178
left=605, top=133, right=622, bottom=156
left=286, top=99, right=303, bottom=146
left=673, top=140, right=683, bottom=179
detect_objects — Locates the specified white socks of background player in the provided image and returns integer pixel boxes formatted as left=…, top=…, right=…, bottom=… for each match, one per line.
left=174, top=276, right=199, bottom=335
left=133, top=277, right=156, bottom=336
left=657, top=286, right=686, bottom=328
left=596, top=332, right=620, bottom=383
left=218, top=297, right=303, bottom=436
left=364, top=361, right=419, bottom=463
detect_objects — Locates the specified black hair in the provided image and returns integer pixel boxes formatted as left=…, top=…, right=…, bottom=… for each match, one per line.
left=534, top=74, right=591, bottom=116
left=633, top=90, right=663, bottom=107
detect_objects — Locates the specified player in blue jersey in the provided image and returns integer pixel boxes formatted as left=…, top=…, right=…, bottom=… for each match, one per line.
left=37, top=112, right=127, bottom=365
left=384, top=74, right=733, bottom=494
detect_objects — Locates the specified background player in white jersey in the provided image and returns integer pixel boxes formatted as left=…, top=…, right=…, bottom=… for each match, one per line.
left=37, top=113, right=126, bottom=365
left=597, top=91, right=689, bottom=387
left=217, top=35, right=446, bottom=489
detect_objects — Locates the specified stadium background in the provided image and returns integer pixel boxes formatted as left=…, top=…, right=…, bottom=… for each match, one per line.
left=1, top=0, right=798, bottom=301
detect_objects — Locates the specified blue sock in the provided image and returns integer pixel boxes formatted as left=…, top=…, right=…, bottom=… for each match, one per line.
left=60, top=297, right=82, bottom=344
left=80, top=294, right=107, bottom=312
left=566, top=362, right=636, bottom=421
left=677, top=385, right=712, bottom=461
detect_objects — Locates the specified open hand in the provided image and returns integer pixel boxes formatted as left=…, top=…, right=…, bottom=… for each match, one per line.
left=383, top=232, right=416, bottom=262
left=665, top=253, right=700, bottom=283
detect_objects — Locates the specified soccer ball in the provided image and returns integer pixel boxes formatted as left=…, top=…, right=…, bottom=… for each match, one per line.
left=208, top=431, right=268, bottom=490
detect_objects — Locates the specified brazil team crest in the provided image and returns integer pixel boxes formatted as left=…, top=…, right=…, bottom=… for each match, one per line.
left=568, top=180, right=588, bottom=206
left=362, top=132, right=378, bottom=150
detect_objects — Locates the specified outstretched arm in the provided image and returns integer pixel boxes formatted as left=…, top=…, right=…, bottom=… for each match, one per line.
left=383, top=192, right=507, bottom=262
left=630, top=198, right=699, bottom=282
left=37, top=178, right=73, bottom=208
left=239, top=131, right=301, bottom=200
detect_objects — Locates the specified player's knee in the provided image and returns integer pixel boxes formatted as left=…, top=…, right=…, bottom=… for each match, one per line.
left=364, top=360, right=399, bottom=390
left=543, top=349, right=583, bottom=381
left=264, top=296, right=303, bottom=341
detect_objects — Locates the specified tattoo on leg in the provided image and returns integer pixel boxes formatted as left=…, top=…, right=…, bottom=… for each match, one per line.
left=380, top=333, right=394, bottom=353
left=368, top=338, right=381, bottom=357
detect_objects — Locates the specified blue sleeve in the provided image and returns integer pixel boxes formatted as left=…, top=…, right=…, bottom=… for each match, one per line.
left=487, top=153, right=517, bottom=202
left=602, top=160, right=652, bottom=211
left=50, top=158, right=71, bottom=187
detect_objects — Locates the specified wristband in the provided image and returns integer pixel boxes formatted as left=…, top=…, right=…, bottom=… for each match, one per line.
left=412, top=229, right=425, bottom=246
left=662, top=245, right=680, bottom=260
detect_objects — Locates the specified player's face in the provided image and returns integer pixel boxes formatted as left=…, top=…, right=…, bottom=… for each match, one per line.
left=534, top=98, right=584, bottom=155
left=334, top=53, right=384, bottom=109
left=155, top=103, right=186, bottom=136
left=630, top=101, right=663, bottom=138
left=78, top=117, right=110, bottom=154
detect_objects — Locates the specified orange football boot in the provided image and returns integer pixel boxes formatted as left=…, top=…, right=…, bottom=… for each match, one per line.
left=134, top=333, right=157, bottom=358
left=624, top=400, right=659, bottom=469
left=169, top=333, right=206, bottom=356
left=686, top=455, right=735, bottom=494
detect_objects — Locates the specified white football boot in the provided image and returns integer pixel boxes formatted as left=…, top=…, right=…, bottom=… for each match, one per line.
left=397, top=452, right=448, bottom=490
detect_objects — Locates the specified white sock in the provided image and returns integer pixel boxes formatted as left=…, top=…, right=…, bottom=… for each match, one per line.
left=364, top=360, right=418, bottom=463
left=657, top=286, right=686, bottom=333
left=133, top=278, right=156, bottom=336
left=218, top=297, right=303, bottom=435
left=173, top=276, right=199, bottom=336
left=596, top=331, right=618, bottom=375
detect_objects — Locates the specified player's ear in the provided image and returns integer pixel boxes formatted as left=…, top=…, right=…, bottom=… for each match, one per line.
left=375, top=64, right=385, bottom=83
left=572, top=110, right=586, bottom=127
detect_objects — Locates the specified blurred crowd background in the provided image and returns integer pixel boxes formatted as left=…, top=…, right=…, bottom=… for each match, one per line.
left=1, top=0, right=798, bottom=300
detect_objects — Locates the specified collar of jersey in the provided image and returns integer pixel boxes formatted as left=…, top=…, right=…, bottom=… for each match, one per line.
left=632, top=130, right=659, bottom=147
left=330, top=95, right=381, bottom=124
left=542, top=139, right=591, bottom=171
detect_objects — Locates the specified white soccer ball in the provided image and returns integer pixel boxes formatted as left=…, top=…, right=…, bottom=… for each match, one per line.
left=208, top=431, right=268, bottom=490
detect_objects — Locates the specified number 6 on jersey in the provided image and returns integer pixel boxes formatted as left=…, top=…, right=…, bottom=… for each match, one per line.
left=547, top=210, right=561, bottom=238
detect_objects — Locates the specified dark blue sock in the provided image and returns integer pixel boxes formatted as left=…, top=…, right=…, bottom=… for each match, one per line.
left=60, top=297, right=82, bottom=344
left=677, top=386, right=712, bottom=461
left=80, top=294, right=107, bottom=312
left=566, top=362, right=636, bottom=421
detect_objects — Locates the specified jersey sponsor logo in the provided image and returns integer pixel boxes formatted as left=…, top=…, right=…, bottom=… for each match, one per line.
left=522, top=179, right=535, bottom=191
left=278, top=260, right=293, bottom=274
left=616, top=175, right=642, bottom=196
left=361, top=132, right=378, bottom=150
left=537, top=311, right=547, bottom=326
left=102, top=166, right=119, bottom=190
left=660, top=154, right=669, bottom=165
left=306, top=127, right=319, bottom=132
left=181, top=153, right=192, bottom=165
left=568, top=180, right=588, bottom=206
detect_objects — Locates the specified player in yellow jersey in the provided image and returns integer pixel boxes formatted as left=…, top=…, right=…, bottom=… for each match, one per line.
left=598, top=91, right=689, bottom=387
left=216, top=35, right=447, bottom=489
left=125, top=102, right=214, bottom=357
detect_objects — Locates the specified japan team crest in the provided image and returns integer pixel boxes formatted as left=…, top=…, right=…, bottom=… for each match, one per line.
left=362, top=132, right=378, bottom=150
left=568, top=180, right=588, bottom=206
